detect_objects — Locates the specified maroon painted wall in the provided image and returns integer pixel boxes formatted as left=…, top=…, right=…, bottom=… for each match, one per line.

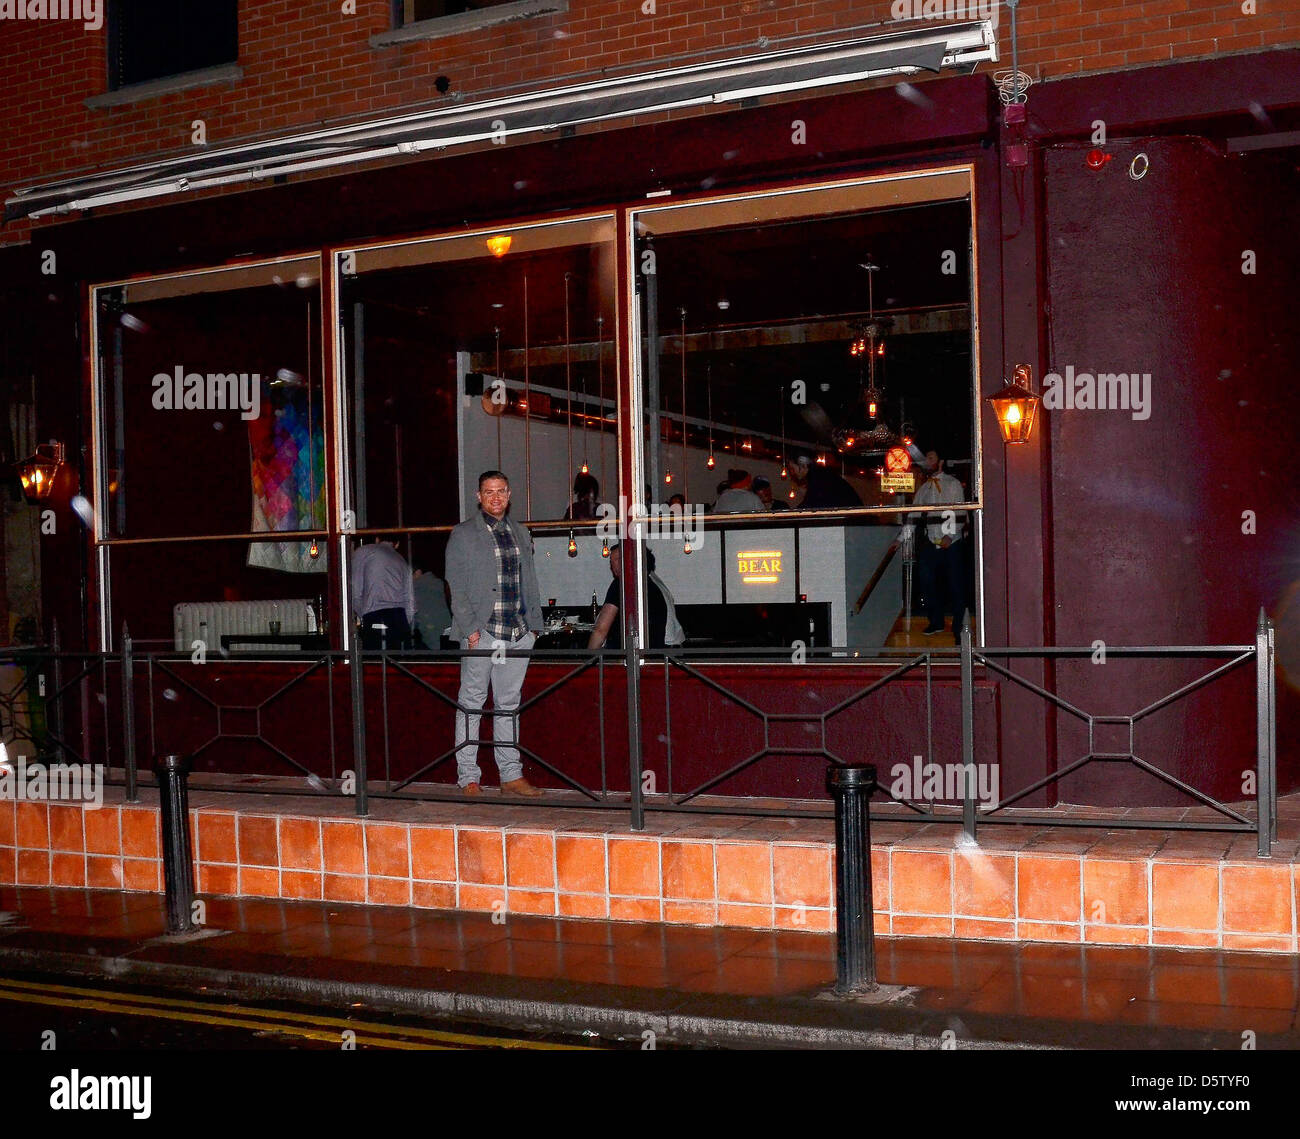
left=1042, top=136, right=1300, bottom=805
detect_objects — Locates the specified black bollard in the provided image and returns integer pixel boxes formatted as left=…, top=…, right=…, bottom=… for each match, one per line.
left=827, top=764, right=877, bottom=993
left=154, top=754, right=196, bottom=934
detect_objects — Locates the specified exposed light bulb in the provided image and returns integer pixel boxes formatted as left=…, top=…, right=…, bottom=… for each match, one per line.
left=665, top=470, right=673, bottom=484
left=780, top=465, right=787, bottom=479
left=567, top=532, right=578, bottom=557
left=683, top=540, right=693, bottom=555
left=309, top=539, right=320, bottom=559
left=706, top=454, right=716, bottom=470
left=580, top=461, right=589, bottom=475
left=601, top=540, right=610, bottom=558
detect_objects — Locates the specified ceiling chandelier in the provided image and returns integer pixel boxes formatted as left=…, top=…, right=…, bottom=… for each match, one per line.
left=834, top=260, right=898, bottom=454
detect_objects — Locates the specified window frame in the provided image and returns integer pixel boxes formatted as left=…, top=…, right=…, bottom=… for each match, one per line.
left=89, top=252, right=328, bottom=651
left=105, top=0, right=240, bottom=94
left=624, top=164, right=987, bottom=654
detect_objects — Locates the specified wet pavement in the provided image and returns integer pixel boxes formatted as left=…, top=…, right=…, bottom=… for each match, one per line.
left=1, top=885, right=1298, bottom=1050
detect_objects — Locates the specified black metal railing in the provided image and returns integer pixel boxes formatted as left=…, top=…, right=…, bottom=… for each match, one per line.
left=0, top=611, right=1280, bottom=857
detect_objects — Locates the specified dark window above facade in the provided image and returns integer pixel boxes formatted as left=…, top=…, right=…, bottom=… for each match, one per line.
left=108, top=0, right=238, bottom=90
left=377, top=0, right=567, bottom=45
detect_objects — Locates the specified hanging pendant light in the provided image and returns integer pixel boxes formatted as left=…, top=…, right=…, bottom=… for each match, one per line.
left=706, top=362, right=715, bottom=471
left=567, top=530, right=578, bottom=557
left=304, top=303, right=322, bottom=562
left=596, top=314, right=606, bottom=499
left=838, top=260, right=895, bottom=454
left=564, top=272, right=575, bottom=508
left=779, top=385, right=788, bottom=480
left=679, top=307, right=689, bottom=505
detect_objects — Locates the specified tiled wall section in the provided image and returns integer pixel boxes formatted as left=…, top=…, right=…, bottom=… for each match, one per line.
left=2, top=800, right=1298, bottom=952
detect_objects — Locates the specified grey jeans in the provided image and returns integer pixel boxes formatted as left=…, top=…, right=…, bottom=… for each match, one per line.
left=454, top=629, right=536, bottom=786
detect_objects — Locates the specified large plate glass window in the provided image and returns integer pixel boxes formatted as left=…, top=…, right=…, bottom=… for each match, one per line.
left=630, top=170, right=981, bottom=654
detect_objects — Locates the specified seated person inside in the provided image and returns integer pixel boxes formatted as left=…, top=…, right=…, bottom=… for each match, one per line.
left=588, top=543, right=668, bottom=650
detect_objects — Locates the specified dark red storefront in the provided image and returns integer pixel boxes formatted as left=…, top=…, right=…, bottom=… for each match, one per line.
left=6, top=51, right=1300, bottom=819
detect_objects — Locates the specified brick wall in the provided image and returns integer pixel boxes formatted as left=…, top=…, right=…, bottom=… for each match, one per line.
left=2, top=0, right=1299, bottom=247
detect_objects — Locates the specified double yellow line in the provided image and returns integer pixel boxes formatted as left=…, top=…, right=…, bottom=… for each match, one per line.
left=0, top=977, right=591, bottom=1050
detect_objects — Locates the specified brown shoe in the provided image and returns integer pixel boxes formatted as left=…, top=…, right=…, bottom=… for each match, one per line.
left=462, top=782, right=483, bottom=797
left=500, top=778, right=544, bottom=798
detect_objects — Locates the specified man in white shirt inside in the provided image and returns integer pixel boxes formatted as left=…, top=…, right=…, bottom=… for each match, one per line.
left=896, top=451, right=970, bottom=640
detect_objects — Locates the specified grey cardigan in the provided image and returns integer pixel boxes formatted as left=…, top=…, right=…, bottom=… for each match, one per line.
left=445, top=511, right=544, bottom=641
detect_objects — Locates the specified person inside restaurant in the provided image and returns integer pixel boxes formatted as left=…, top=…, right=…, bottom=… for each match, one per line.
left=712, top=469, right=764, bottom=513
left=588, top=543, right=669, bottom=650
left=350, top=538, right=415, bottom=649
left=412, top=564, right=453, bottom=649
left=563, top=472, right=603, bottom=521
left=789, top=451, right=862, bottom=509
left=891, top=450, right=970, bottom=639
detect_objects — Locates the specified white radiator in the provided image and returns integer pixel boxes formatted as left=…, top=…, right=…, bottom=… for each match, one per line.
left=173, top=600, right=315, bottom=652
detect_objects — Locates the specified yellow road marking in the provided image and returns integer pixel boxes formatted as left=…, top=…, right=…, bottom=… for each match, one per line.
left=0, top=987, right=443, bottom=1049
left=0, top=977, right=592, bottom=1050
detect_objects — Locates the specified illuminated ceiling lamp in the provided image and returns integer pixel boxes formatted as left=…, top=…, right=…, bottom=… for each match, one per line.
left=16, top=442, right=64, bottom=503
left=486, top=234, right=512, bottom=258
left=836, top=259, right=894, bottom=454
left=705, top=363, right=716, bottom=471
left=987, top=363, right=1040, bottom=445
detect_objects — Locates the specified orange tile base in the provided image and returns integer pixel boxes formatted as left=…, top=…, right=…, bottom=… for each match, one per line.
left=10, top=798, right=1299, bottom=953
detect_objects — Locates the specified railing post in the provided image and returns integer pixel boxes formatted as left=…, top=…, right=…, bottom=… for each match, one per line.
left=1255, top=609, right=1273, bottom=857
left=121, top=623, right=139, bottom=803
left=154, top=753, right=195, bottom=934
left=626, top=630, right=644, bottom=832
left=960, top=612, right=977, bottom=841
left=349, top=630, right=368, bottom=817
left=1269, top=616, right=1277, bottom=844
left=828, top=764, right=877, bottom=993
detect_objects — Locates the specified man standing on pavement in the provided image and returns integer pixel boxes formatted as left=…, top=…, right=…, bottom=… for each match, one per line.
left=445, top=471, right=545, bottom=797
left=350, top=539, right=415, bottom=650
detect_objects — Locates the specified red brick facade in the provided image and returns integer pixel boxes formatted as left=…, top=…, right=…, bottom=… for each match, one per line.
left=3, top=0, right=1300, bottom=246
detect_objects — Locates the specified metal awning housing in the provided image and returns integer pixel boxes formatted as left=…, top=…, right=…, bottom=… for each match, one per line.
left=6, top=20, right=996, bottom=222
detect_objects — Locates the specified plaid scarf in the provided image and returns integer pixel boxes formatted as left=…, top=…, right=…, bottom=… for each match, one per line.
left=483, top=511, right=528, bottom=641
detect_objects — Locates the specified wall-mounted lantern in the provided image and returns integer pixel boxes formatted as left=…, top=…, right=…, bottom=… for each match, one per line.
left=16, top=442, right=65, bottom=503
left=987, top=364, right=1040, bottom=445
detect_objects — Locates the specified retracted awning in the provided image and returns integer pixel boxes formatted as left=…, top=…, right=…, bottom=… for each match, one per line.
left=5, top=20, right=996, bottom=222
